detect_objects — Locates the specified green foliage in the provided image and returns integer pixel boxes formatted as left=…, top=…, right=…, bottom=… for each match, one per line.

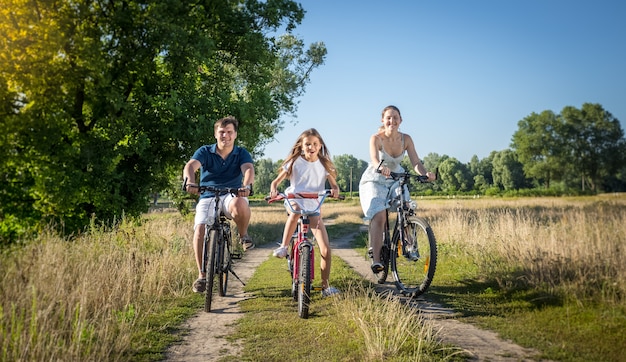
left=492, top=149, right=527, bottom=190
left=512, top=103, right=626, bottom=192
left=333, top=154, right=367, bottom=194
left=252, top=158, right=283, bottom=195
left=0, top=0, right=326, bottom=243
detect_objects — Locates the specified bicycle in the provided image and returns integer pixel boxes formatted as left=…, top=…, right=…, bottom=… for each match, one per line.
left=182, top=178, right=245, bottom=312
left=369, top=162, right=438, bottom=298
left=265, top=190, right=343, bottom=319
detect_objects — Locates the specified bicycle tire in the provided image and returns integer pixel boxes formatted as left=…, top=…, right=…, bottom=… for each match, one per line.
left=298, top=244, right=312, bottom=319
left=205, top=228, right=219, bottom=312
left=391, top=216, right=437, bottom=297
left=218, top=230, right=231, bottom=297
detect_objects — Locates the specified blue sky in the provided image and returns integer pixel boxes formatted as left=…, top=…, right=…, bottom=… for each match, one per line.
left=260, top=0, right=626, bottom=164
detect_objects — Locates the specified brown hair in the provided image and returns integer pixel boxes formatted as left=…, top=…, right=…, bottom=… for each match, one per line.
left=214, top=116, right=239, bottom=132
left=281, top=128, right=337, bottom=179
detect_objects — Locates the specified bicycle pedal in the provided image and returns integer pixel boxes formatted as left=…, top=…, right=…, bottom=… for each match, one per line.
left=312, top=286, right=323, bottom=291
left=231, top=252, right=243, bottom=259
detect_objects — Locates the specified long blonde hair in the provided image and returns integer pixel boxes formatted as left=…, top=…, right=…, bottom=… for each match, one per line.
left=281, top=128, right=337, bottom=178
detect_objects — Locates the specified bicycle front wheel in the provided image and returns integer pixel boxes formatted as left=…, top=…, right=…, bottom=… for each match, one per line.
left=218, top=233, right=231, bottom=297
left=298, top=244, right=312, bottom=319
left=205, top=229, right=219, bottom=312
left=391, top=216, right=437, bottom=297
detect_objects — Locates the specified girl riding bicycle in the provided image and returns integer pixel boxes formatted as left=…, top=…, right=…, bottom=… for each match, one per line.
left=359, top=105, right=436, bottom=275
left=269, top=128, right=341, bottom=297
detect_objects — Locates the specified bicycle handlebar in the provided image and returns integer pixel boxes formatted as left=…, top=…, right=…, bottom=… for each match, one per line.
left=182, top=177, right=241, bottom=195
left=265, top=190, right=345, bottom=203
left=265, top=190, right=344, bottom=215
left=375, top=160, right=438, bottom=183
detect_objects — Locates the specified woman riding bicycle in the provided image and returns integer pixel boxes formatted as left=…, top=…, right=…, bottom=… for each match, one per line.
left=269, top=128, right=341, bottom=297
left=358, top=105, right=436, bottom=275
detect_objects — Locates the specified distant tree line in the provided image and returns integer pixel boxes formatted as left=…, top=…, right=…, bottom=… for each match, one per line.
left=252, top=103, right=626, bottom=196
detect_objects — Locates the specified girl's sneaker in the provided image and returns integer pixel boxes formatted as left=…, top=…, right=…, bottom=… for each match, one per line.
left=273, top=246, right=288, bottom=258
left=321, top=286, right=340, bottom=297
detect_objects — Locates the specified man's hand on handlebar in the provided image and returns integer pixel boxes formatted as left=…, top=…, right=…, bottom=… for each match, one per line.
left=184, top=183, right=200, bottom=195
left=237, top=186, right=252, bottom=197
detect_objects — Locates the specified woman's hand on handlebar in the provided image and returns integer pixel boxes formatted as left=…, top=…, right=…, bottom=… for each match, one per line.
left=377, top=165, right=392, bottom=177
left=426, top=171, right=437, bottom=182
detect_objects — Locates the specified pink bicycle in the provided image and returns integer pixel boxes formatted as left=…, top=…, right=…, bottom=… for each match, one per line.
left=266, top=190, right=343, bottom=318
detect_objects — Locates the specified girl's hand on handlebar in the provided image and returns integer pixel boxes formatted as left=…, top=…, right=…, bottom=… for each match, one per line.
left=330, top=187, right=340, bottom=198
left=426, top=171, right=436, bottom=182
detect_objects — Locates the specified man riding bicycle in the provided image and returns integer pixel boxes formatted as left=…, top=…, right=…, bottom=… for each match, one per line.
left=182, top=116, right=255, bottom=293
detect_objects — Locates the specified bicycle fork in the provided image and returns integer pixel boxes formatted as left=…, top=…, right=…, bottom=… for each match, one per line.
left=291, top=217, right=315, bottom=281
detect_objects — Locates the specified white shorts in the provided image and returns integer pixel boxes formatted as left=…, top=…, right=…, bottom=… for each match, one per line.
left=194, top=194, right=248, bottom=228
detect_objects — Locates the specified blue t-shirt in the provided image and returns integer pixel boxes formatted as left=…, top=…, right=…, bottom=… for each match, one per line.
left=191, top=144, right=253, bottom=198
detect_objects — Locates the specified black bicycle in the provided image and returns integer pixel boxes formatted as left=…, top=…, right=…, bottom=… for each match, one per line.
left=370, top=164, right=438, bottom=298
left=182, top=178, right=245, bottom=312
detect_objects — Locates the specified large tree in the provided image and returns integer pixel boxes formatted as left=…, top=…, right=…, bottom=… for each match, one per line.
left=560, top=103, right=626, bottom=191
left=0, top=0, right=326, bottom=242
left=511, top=110, right=568, bottom=188
left=512, top=104, right=625, bottom=192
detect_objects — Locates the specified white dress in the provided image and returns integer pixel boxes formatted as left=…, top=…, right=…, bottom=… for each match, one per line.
left=359, top=135, right=407, bottom=220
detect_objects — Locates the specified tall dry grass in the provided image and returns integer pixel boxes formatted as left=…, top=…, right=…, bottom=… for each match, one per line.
left=332, top=285, right=441, bottom=361
left=0, top=212, right=194, bottom=361
left=421, top=195, right=626, bottom=304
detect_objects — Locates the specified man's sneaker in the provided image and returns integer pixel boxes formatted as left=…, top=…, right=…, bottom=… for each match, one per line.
left=321, top=286, right=340, bottom=297
left=371, top=263, right=384, bottom=274
left=192, top=278, right=206, bottom=293
left=273, top=246, right=288, bottom=258
left=240, top=235, right=255, bottom=251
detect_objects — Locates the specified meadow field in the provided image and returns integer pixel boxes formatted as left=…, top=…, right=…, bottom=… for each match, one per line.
left=1, top=194, right=624, bottom=361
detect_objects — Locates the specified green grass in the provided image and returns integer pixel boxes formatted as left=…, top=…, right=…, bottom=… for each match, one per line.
left=425, top=243, right=626, bottom=362
left=231, top=252, right=459, bottom=361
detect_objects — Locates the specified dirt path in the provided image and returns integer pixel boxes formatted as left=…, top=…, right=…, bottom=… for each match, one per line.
left=164, top=233, right=547, bottom=361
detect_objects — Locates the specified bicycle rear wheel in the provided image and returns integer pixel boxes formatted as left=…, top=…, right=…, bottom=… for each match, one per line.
left=205, top=229, right=219, bottom=312
left=298, top=244, right=312, bottom=319
left=391, top=216, right=437, bottom=297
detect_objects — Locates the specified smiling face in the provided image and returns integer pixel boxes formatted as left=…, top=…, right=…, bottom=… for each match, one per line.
left=214, top=123, right=237, bottom=150
left=381, top=108, right=402, bottom=132
left=300, top=135, right=321, bottom=162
